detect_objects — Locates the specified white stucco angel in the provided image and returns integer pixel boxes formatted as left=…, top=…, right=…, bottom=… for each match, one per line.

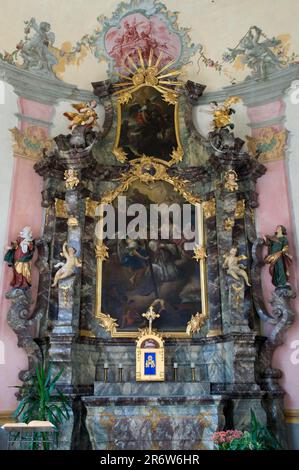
left=51, top=242, right=82, bottom=287
left=223, top=246, right=251, bottom=286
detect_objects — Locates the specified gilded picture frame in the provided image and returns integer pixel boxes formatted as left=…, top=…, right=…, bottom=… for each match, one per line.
left=94, top=158, right=208, bottom=339
left=112, top=49, right=184, bottom=166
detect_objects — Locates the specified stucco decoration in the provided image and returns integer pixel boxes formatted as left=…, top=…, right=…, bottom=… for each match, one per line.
left=246, top=128, right=287, bottom=162
left=78, top=0, right=200, bottom=78
left=0, top=1, right=200, bottom=81
left=223, top=27, right=298, bottom=79
left=10, top=126, right=54, bottom=161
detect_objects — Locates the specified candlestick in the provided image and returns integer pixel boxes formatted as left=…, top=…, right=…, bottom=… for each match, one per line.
left=104, top=363, right=109, bottom=383
left=118, top=364, right=123, bottom=382
left=173, top=363, right=178, bottom=381
left=191, top=363, right=196, bottom=382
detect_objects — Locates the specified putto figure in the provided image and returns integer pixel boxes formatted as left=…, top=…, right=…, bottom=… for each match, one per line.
left=19, top=18, right=57, bottom=75
left=4, top=226, right=35, bottom=289
left=224, top=169, right=239, bottom=192
left=223, top=247, right=251, bottom=287
left=52, top=242, right=82, bottom=287
left=263, top=225, right=292, bottom=287
left=63, top=101, right=98, bottom=131
left=211, top=96, right=240, bottom=130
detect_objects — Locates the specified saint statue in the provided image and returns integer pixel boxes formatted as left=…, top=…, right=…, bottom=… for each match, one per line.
left=4, top=226, right=35, bottom=289
left=263, top=225, right=292, bottom=287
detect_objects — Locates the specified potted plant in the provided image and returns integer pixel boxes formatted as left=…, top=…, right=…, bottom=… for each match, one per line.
left=13, top=362, right=70, bottom=449
left=212, top=410, right=282, bottom=450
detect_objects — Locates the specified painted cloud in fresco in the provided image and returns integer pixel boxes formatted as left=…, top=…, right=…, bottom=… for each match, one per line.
left=104, top=13, right=181, bottom=69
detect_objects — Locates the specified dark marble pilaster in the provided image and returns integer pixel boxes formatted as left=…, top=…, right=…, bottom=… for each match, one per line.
left=216, top=188, right=237, bottom=334
left=204, top=203, right=222, bottom=336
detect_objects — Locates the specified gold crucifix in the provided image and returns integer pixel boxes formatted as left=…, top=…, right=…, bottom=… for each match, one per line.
left=142, top=306, right=160, bottom=334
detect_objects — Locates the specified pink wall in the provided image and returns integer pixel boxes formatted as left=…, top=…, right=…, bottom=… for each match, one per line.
left=251, top=101, right=299, bottom=409
left=0, top=157, right=43, bottom=410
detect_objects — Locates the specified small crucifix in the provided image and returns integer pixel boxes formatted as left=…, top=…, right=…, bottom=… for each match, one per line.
left=142, top=306, right=160, bottom=334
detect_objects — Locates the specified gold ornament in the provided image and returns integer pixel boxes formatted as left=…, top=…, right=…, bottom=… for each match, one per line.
left=224, top=217, right=235, bottom=231
left=96, top=312, right=119, bottom=335
left=202, top=199, right=216, bottom=219
left=63, top=100, right=98, bottom=130
left=212, top=96, right=241, bottom=130
left=95, top=244, right=109, bottom=261
left=235, top=200, right=245, bottom=219
left=113, top=147, right=128, bottom=163
left=100, top=157, right=200, bottom=206
left=193, top=245, right=207, bottom=262
left=64, top=169, right=79, bottom=190
left=55, top=198, right=68, bottom=218
left=186, top=312, right=207, bottom=335
left=85, top=198, right=98, bottom=218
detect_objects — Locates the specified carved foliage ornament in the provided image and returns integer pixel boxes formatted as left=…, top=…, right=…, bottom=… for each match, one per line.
left=246, top=128, right=287, bottom=163
left=10, top=126, right=54, bottom=161
left=100, top=158, right=200, bottom=206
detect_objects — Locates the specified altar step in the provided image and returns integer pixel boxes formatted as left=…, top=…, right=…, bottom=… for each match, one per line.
left=93, top=381, right=210, bottom=397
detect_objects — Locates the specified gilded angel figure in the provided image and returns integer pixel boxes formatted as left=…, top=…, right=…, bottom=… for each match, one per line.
left=63, top=100, right=98, bottom=130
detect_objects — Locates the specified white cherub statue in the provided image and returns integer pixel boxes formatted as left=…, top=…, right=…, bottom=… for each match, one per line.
left=223, top=246, right=251, bottom=287
left=52, top=241, right=82, bottom=287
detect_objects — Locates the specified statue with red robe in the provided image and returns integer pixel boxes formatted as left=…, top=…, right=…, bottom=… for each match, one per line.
left=4, top=226, right=35, bottom=289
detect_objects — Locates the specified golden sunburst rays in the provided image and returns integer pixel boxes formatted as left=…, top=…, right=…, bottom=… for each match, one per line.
left=112, top=48, right=183, bottom=103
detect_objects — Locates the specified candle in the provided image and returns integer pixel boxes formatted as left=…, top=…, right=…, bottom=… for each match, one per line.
left=173, top=362, right=178, bottom=369
left=104, top=362, right=108, bottom=369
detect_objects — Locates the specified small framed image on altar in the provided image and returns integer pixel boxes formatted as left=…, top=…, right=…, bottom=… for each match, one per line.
left=136, top=334, right=165, bottom=381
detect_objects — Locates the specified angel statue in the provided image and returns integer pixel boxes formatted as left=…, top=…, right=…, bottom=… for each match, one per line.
left=52, top=242, right=82, bottom=287
left=4, top=226, right=35, bottom=289
left=63, top=100, right=98, bottom=131
left=263, top=225, right=292, bottom=287
left=210, top=96, right=241, bottom=130
left=223, top=247, right=251, bottom=287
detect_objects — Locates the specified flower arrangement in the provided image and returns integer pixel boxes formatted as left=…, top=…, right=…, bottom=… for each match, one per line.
left=212, top=430, right=244, bottom=450
left=212, top=410, right=282, bottom=450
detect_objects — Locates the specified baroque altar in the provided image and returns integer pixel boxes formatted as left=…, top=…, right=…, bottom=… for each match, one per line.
left=5, top=48, right=296, bottom=450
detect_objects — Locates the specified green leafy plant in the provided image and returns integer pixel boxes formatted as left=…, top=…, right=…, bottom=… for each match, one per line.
left=13, top=362, right=71, bottom=449
left=212, top=410, right=283, bottom=450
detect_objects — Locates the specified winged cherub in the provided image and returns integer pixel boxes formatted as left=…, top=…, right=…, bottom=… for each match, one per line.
left=211, top=96, right=241, bottom=130
left=52, top=242, right=82, bottom=287
left=223, top=246, right=251, bottom=286
left=63, top=100, right=98, bottom=130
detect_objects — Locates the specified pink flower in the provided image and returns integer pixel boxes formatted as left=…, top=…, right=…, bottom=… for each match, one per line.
left=212, top=429, right=244, bottom=446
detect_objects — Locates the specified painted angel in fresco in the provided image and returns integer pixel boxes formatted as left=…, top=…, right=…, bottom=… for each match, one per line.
left=4, top=226, right=35, bottom=289
left=63, top=101, right=98, bottom=130
left=19, top=18, right=57, bottom=74
left=52, top=242, right=82, bottom=287
left=263, top=225, right=292, bottom=287
left=223, top=247, right=251, bottom=287
left=223, top=26, right=283, bottom=79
